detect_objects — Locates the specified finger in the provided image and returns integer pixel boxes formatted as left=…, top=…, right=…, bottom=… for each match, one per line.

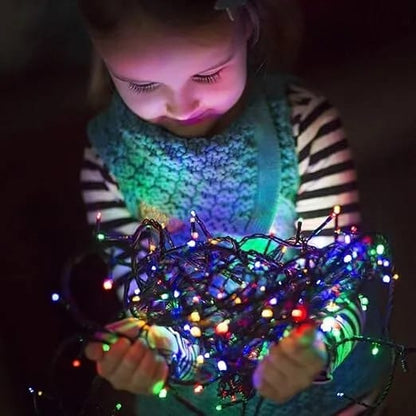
left=268, top=341, right=304, bottom=372
left=84, top=342, right=105, bottom=361
left=131, top=354, right=168, bottom=395
left=281, top=329, right=327, bottom=371
left=97, top=337, right=131, bottom=378
left=106, top=318, right=147, bottom=339
left=254, top=366, right=290, bottom=404
left=109, top=339, right=148, bottom=386
left=147, top=326, right=178, bottom=353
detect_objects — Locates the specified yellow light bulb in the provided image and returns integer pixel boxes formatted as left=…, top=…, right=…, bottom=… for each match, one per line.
left=190, top=326, right=202, bottom=337
left=190, top=311, right=201, bottom=322
left=261, top=309, right=273, bottom=318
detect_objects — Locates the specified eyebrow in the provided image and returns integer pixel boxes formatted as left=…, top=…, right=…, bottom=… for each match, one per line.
left=110, top=51, right=235, bottom=84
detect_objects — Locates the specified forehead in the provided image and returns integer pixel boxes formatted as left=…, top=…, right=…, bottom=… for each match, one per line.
left=94, top=17, right=242, bottom=79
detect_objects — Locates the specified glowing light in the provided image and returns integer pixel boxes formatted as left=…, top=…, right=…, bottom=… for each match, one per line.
left=161, top=293, right=169, bottom=300
left=183, top=324, right=191, bottom=331
left=372, top=344, right=380, bottom=356
left=269, top=297, right=277, bottom=305
left=51, top=293, right=60, bottom=302
left=115, top=403, right=122, bottom=411
left=103, top=344, right=111, bottom=352
left=37, top=391, right=43, bottom=397
left=216, top=405, right=223, bottom=411
left=345, top=235, right=351, bottom=244
left=190, top=311, right=201, bottom=322
left=254, top=261, right=261, bottom=269
left=393, top=274, right=400, bottom=280
left=158, top=388, right=168, bottom=399
left=187, top=240, right=196, bottom=248
left=260, top=285, right=266, bottom=292
left=173, top=290, right=180, bottom=298
left=97, top=233, right=105, bottom=241
left=132, top=295, right=140, bottom=302
left=103, top=279, right=113, bottom=290
left=134, top=288, right=140, bottom=295
left=291, top=306, right=307, bottom=322
left=234, top=297, right=242, bottom=304
left=333, top=205, right=341, bottom=215
left=197, top=355, right=205, bottom=365
left=152, top=380, right=165, bottom=395
left=343, top=254, right=352, bottom=263
left=72, top=359, right=81, bottom=368
left=383, top=260, right=390, bottom=267
left=192, top=296, right=200, bottom=303
left=321, top=316, right=337, bottom=332
left=337, top=392, right=345, bottom=398
left=217, top=360, right=227, bottom=371
left=261, top=309, right=273, bottom=318
left=190, top=326, right=202, bottom=337
left=191, top=232, right=199, bottom=239
left=194, top=384, right=204, bottom=393
left=215, top=321, right=229, bottom=334
left=382, top=275, right=391, bottom=284
left=326, top=301, right=340, bottom=312
left=376, top=244, right=385, bottom=255
left=28, top=387, right=35, bottom=394
left=151, top=265, right=157, bottom=271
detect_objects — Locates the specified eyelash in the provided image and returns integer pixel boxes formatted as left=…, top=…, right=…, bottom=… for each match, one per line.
left=127, top=70, right=222, bottom=94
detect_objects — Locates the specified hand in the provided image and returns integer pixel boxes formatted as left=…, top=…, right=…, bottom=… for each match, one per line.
left=253, top=324, right=328, bottom=404
left=85, top=318, right=174, bottom=395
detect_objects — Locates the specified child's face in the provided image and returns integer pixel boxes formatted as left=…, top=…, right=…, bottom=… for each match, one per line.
left=94, top=15, right=251, bottom=137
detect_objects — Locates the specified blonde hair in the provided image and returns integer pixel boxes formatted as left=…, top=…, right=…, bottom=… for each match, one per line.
left=79, top=0, right=303, bottom=112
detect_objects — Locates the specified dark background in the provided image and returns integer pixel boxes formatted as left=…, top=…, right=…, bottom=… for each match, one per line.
left=1, top=0, right=416, bottom=414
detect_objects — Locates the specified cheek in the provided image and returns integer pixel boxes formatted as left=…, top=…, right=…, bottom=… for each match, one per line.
left=117, top=88, right=164, bottom=120
left=203, top=71, right=247, bottom=113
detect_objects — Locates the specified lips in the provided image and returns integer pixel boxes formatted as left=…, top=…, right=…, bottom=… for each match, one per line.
left=174, top=111, right=210, bottom=126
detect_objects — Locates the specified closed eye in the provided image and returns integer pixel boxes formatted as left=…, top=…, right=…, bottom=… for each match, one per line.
left=127, top=69, right=223, bottom=94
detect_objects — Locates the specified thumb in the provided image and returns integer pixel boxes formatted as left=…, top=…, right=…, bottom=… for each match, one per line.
left=146, top=325, right=178, bottom=354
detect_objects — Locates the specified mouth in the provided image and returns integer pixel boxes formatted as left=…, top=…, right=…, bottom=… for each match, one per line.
left=172, top=111, right=211, bottom=126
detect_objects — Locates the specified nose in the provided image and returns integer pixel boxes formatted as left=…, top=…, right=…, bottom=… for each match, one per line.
left=165, top=90, right=200, bottom=120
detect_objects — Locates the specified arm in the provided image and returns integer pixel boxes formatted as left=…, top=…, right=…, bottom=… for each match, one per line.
left=289, top=84, right=365, bottom=375
left=81, top=146, right=199, bottom=381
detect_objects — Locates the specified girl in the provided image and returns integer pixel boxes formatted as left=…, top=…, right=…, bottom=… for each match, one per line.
left=79, top=0, right=390, bottom=414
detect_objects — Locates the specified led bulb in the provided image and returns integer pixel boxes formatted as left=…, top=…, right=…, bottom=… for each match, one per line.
left=217, top=360, right=227, bottom=371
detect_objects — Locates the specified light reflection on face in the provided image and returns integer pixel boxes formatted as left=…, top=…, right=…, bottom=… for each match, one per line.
left=94, top=15, right=250, bottom=137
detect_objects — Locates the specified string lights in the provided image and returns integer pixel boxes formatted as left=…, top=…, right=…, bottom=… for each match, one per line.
left=31, top=208, right=416, bottom=415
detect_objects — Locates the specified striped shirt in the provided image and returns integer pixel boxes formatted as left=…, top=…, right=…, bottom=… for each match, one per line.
left=81, top=85, right=364, bottom=379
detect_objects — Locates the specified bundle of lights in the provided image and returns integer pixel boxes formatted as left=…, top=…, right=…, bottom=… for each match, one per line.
left=93, top=209, right=396, bottom=407
left=36, top=208, right=416, bottom=416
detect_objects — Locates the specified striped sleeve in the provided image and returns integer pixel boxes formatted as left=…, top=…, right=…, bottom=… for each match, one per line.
left=289, top=84, right=360, bottom=249
left=81, top=146, right=199, bottom=380
left=288, top=84, right=365, bottom=377
left=81, top=146, right=138, bottom=282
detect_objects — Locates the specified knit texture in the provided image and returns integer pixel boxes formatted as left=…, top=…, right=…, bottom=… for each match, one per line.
left=88, top=73, right=299, bottom=244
